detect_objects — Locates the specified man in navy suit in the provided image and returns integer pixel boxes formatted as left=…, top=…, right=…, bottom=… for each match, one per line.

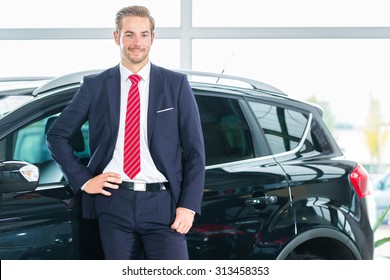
left=46, top=5, right=205, bottom=260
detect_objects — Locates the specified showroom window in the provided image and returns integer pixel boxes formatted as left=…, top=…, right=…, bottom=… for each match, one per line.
left=192, top=39, right=390, bottom=129
left=0, top=39, right=180, bottom=77
left=0, top=0, right=180, bottom=28
left=193, top=0, right=390, bottom=27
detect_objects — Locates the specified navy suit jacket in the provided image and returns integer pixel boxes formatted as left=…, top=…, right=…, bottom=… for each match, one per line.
left=46, top=64, right=205, bottom=219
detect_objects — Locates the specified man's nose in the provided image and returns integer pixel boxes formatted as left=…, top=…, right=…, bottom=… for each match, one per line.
left=132, top=35, right=142, bottom=45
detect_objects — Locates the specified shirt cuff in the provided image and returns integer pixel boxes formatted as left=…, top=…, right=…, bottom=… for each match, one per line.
left=182, top=208, right=196, bottom=215
left=80, top=179, right=91, bottom=191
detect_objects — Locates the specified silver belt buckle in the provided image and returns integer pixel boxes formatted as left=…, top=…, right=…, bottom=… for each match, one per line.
left=134, top=183, right=146, bottom=191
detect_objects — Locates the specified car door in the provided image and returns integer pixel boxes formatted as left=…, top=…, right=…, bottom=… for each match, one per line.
left=0, top=93, right=103, bottom=260
left=187, top=92, right=293, bottom=260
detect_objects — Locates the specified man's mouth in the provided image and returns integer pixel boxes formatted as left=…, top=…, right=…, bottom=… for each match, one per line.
left=130, top=48, right=143, bottom=54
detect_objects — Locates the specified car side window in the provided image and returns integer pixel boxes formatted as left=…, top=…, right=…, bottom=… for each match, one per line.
left=0, top=114, right=90, bottom=184
left=249, top=102, right=309, bottom=154
left=195, top=94, right=254, bottom=166
left=13, top=118, right=53, bottom=164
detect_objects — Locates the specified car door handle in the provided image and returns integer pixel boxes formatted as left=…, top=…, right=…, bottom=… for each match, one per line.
left=245, top=195, right=278, bottom=206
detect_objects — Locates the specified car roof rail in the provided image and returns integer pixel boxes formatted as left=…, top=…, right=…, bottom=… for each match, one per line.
left=32, top=69, right=287, bottom=96
left=32, top=69, right=101, bottom=96
left=178, top=70, right=287, bottom=96
left=0, top=76, right=53, bottom=83
left=0, top=80, right=50, bottom=97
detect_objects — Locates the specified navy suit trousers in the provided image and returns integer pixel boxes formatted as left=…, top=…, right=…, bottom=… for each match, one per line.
left=95, top=188, right=188, bottom=260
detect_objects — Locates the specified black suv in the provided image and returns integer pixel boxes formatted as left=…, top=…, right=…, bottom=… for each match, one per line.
left=0, top=70, right=375, bottom=260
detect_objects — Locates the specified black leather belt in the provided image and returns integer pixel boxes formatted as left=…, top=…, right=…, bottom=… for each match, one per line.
left=118, top=181, right=168, bottom=192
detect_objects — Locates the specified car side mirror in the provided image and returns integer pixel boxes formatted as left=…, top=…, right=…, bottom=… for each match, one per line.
left=0, top=161, right=39, bottom=193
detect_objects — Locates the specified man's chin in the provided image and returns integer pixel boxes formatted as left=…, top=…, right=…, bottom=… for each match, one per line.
left=131, top=59, right=145, bottom=64
left=129, top=55, right=147, bottom=64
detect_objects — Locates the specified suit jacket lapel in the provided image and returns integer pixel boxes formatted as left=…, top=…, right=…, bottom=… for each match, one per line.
left=106, top=65, right=121, bottom=142
left=147, top=64, right=163, bottom=145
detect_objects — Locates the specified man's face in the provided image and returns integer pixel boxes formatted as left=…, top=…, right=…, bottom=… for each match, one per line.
left=114, top=16, right=154, bottom=70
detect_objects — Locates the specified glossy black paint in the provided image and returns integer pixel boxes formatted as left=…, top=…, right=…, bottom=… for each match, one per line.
left=188, top=158, right=291, bottom=259
left=0, top=161, right=38, bottom=193
left=0, top=184, right=103, bottom=259
left=280, top=159, right=373, bottom=259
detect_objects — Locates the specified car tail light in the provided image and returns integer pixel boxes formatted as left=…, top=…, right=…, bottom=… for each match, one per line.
left=349, top=163, right=371, bottom=198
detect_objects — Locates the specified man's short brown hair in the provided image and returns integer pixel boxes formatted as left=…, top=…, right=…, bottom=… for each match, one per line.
left=115, top=5, right=155, bottom=33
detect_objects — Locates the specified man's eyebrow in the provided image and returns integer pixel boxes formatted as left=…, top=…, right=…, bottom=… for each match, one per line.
left=123, top=31, right=150, bottom=34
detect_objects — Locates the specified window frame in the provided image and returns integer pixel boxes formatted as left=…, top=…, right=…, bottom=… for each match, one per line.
left=246, top=97, right=314, bottom=158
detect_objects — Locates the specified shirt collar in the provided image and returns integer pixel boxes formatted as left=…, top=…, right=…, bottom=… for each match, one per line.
left=119, top=62, right=151, bottom=83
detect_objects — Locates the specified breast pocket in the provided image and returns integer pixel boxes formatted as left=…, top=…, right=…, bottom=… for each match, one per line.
left=155, top=107, right=178, bottom=141
left=157, top=107, right=174, bottom=114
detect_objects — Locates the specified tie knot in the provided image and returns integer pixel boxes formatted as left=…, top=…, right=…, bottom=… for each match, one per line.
left=129, top=74, right=141, bottom=84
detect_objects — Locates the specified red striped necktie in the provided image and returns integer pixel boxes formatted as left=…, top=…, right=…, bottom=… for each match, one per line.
left=123, top=74, right=141, bottom=179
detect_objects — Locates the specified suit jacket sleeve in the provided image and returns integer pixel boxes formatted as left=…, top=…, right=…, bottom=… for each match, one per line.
left=176, top=75, right=206, bottom=214
left=45, top=78, right=93, bottom=192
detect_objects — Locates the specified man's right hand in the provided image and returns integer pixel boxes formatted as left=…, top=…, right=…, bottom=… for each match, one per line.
left=82, top=172, right=122, bottom=196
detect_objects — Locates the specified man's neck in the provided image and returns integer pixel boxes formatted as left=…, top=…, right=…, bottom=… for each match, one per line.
left=122, top=59, right=149, bottom=74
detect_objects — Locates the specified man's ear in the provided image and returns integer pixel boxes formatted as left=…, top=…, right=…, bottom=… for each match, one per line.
left=113, top=31, right=120, bottom=46
left=151, top=31, right=155, bottom=45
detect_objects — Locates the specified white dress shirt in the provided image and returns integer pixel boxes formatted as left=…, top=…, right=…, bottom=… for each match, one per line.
left=103, top=62, right=167, bottom=183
